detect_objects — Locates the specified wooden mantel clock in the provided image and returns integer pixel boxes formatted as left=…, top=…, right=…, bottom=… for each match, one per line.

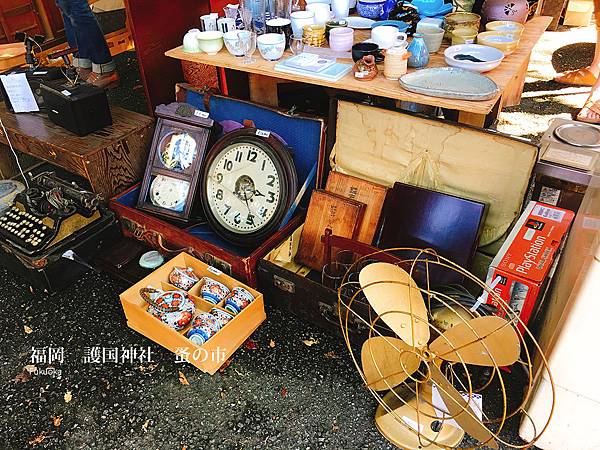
left=137, top=102, right=221, bottom=222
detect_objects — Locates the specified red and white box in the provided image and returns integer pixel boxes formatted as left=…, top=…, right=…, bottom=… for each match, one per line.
left=486, top=201, right=575, bottom=329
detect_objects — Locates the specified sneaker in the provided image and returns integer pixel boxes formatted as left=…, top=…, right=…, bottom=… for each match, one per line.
left=86, top=71, right=120, bottom=89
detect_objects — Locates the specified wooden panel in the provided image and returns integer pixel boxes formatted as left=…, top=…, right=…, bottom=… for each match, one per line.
left=0, top=0, right=42, bottom=41
left=35, top=0, right=65, bottom=39
left=124, top=0, right=212, bottom=113
left=540, top=0, right=569, bottom=30
left=325, top=171, right=387, bottom=245
left=296, top=189, right=365, bottom=270
left=166, top=16, right=553, bottom=119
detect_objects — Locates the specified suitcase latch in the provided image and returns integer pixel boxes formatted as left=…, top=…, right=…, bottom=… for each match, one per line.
left=202, top=253, right=232, bottom=275
left=273, top=275, right=295, bottom=293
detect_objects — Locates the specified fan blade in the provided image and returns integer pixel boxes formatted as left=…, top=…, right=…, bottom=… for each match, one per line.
left=361, top=336, right=422, bottom=391
left=359, top=263, right=430, bottom=348
left=429, top=363, right=499, bottom=449
left=429, top=316, right=520, bottom=367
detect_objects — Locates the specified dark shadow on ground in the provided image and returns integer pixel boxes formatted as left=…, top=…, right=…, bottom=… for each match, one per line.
left=552, top=42, right=595, bottom=73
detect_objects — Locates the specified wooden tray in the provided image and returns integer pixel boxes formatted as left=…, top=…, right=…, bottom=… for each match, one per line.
left=0, top=43, right=25, bottom=71
left=119, top=252, right=266, bottom=374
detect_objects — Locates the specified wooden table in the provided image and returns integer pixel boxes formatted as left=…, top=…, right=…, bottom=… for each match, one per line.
left=0, top=104, right=154, bottom=200
left=166, top=16, right=552, bottom=127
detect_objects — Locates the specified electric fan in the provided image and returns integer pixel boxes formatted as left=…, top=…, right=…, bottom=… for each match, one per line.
left=337, top=248, right=555, bottom=450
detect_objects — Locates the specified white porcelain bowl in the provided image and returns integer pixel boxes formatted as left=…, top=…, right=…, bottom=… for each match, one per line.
left=224, top=30, right=251, bottom=56
left=444, top=44, right=504, bottom=73
left=257, top=33, right=286, bottom=61
left=197, top=30, right=224, bottom=55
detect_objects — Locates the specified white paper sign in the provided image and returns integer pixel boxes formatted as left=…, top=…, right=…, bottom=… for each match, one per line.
left=431, top=383, right=483, bottom=430
left=0, top=73, right=39, bottom=113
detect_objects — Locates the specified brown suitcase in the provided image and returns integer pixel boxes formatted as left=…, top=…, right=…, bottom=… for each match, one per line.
left=257, top=97, right=539, bottom=337
left=109, top=86, right=326, bottom=286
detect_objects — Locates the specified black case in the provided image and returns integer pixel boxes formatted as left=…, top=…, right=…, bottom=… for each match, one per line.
left=40, top=80, right=112, bottom=136
left=0, top=207, right=119, bottom=294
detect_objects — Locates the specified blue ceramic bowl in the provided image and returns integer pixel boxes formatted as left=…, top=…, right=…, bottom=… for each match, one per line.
left=357, top=0, right=386, bottom=19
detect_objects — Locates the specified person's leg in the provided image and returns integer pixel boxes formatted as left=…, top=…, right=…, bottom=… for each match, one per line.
left=555, top=0, right=600, bottom=85
left=577, top=73, right=600, bottom=122
left=55, top=0, right=92, bottom=74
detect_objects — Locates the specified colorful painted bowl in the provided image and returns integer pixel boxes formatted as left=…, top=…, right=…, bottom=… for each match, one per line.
left=210, top=307, right=235, bottom=328
left=485, top=20, right=524, bottom=37
left=257, top=33, right=286, bottom=61
left=477, top=30, right=519, bottom=55
left=197, top=30, right=224, bottom=55
left=169, top=266, right=199, bottom=291
left=224, top=287, right=255, bottom=315
left=200, top=277, right=231, bottom=304
left=146, top=290, right=195, bottom=331
left=357, top=0, right=386, bottom=19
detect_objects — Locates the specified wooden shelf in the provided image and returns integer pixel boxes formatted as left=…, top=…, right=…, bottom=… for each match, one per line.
left=166, top=16, right=552, bottom=124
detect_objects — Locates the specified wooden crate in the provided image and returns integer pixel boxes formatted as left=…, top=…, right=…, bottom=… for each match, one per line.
left=120, top=252, right=266, bottom=374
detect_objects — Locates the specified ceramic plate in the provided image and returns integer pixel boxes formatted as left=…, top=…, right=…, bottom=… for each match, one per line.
left=554, top=123, right=600, bottom=147
left=343, top=16, right=376, bottom=29
left=399, top=67, right=499, bottom=101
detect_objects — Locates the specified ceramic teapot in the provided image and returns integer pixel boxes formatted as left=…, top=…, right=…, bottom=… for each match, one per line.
left=140, top=287, right=195, bottom=331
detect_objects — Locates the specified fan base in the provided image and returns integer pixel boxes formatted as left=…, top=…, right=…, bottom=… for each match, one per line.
left=374, top=386, right=464, bottom=450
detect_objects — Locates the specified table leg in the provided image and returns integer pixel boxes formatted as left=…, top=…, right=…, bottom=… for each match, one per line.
left=501, top=55, right=532, bottom=108
left=0, top=143, right=19, bottom=179
left=457, top=111, right=487, bottom=127
left=248, top=74, right=280, bottom=107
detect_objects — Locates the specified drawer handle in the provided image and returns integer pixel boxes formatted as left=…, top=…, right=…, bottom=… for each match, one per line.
left=48, top=150, right=58, bottom=159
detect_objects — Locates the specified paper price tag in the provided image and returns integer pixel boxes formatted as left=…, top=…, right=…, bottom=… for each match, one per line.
left=431, top=383, right=483, bottom=430
left=532, top=204, right=565, bottom=222
left=61, top=89, right=72, bottom=96
left=194, top=109, right=209, bottom=118
left=207, top=266, right=222, bottom=276
left=256, top=129, right=270, bottom=138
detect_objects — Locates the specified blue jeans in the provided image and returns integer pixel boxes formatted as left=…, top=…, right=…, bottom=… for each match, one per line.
left=56, top=0, right=116, bottom=73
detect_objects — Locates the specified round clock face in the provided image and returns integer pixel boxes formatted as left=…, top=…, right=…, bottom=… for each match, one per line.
left=201, top=129, right=298, bottom=247
left=150, top=175, right=190, bottom=212
left=159, top=132, right=197, bottom=171
left=206, top=143, right=281, bottom=233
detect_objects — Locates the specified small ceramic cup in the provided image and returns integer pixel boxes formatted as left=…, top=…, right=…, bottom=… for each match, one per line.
left=420, top=27, right=444, bottom=53
left=187, top=312, right=221, bottom=345
left=210, top=307, right=235, bottom=328
left=306, top=2, right=333, bottom=25
left=329, top=27, right=354, bottom=52
left=200, top=277, right=231, bottom=304
left=217, top=17, right=236, bottom=33
left=351, top=42, right=383, bottom=62
left=451, top=28, right=477, bottom=45
left=291, top=10, right=315, bottom=38
left=169, top=266, right=199, bottom=291
left=266, top=18, right=293, bottom=48
left=224, top=287, right=255, bottom=315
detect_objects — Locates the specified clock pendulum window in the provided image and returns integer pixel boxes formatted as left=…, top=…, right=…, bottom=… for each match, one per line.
left=137, top=102, right=222, bottom=222
left=200, top=128, right=298, bottom=247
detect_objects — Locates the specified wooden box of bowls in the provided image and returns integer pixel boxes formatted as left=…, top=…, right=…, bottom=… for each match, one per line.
left=119, top=252, right=266, bottom=374
left=109, top=84, right=326, bottom=287
left=257, top=98, right=539, bottom=337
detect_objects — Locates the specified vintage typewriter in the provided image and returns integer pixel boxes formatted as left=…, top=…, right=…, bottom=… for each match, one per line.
left=0, top=172, right=105, bottom=256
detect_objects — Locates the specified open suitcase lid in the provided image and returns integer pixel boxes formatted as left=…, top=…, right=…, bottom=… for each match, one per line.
left=329, top=100, right=539, bottom=246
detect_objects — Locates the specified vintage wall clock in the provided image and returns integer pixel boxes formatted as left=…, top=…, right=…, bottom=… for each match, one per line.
left=200, top=128, right=298, bottom=247
left=137, top=102, right=221, bottom=222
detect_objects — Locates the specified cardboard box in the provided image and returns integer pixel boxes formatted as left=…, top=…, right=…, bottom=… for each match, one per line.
left=485, top=201, right=574, bottom=329
left=119, top=252, right=266, bottom=374
left=564, top=0, right=594, bottom=27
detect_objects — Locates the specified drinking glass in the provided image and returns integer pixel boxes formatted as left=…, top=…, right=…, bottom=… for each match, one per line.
left=243, top=32, right=257, bottom=64
left=322, top=262, right=346, bottom=290
left=289, top=36, right=304, bottom=55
